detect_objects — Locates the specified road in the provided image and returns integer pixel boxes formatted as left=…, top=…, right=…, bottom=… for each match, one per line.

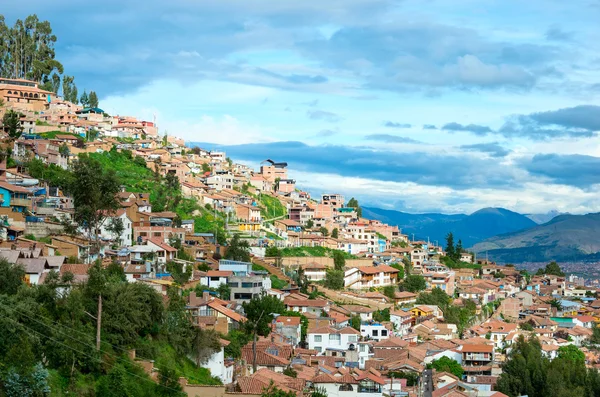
left=422, top=368, right=433, bottom=397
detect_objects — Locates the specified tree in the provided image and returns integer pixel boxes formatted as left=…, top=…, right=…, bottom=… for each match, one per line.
left=0, top=258, right=25, bottom=295
left=537, top=261, right=565, bottom=277
left=350, top=315, right=361, bottom=331
left=243, top=294, right=286, bottom=372
left=2, top=109, right=23, bottom=139
left=549, top=298, right=563, bottom=311
left=58, top=143, right=69, bottom=156
left=166, top=261, right=191, bottom=285
left=265, top=246, right=281, bottom=258
left=402, top=256, right=412, bottom=275
left=224, top=234, right=251, bottom=262
left=402, top=275, right=426, bottom=293
left=88, top=91, right=99, bottom=108
left=156, top=363, right=186, bottom=397
left=373, top=308, right=390, bottom=322
left=557, top=345, right=584, bottom=363
left=427, top=357, right=464, bottom=378
left=70, top=154, right=121, bottom=248
left=283, top=366, right=297, bottom=378
left=333, top=251, right=346, bottom=271
left=189, top=328, right=221, bottom=367
left=331, top=228, right=339, bottom=239
left=319, top=227, right=329, bottom=237
left=417, top=288, right=450, bottom=307
left=306, top=219, right=314, bottom=229
left=80, top=90, right=89, bottom=107
left=62, top=75, right=78, bottom=104
left=455, top=239, right=463, bottom=260
left=4, top=362, right=51, bottom=397
left=217, top=283, right=231, bottom=300
left=346, top=197, right=362, bottom=218
left=324, top=269, right=344, bottom=290
left=383, top=285, right=396, bottom=300
left=390, top=263, right=405, bottom=280
left=445, top=232, right=455, bottom=261
left=106, top=216, right=125, bottom=246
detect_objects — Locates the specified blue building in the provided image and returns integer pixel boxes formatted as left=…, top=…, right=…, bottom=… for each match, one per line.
left=0, top=181, right=31, bottom=212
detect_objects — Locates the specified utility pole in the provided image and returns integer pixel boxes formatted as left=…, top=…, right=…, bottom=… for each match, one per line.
left=96, top=294, right=102, bottom=351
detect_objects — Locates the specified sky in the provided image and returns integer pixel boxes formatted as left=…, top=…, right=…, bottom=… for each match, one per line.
left=5, top=0, right=600, bottom=215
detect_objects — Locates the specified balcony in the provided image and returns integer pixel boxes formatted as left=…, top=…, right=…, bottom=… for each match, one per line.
left=464, top=353, right=491, bottom=361
left=11, top=198, right=31, bottom=208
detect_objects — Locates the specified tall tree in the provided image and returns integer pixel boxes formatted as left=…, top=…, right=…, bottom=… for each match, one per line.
left=62, top=75, right=78, bottom=104
left=402, top=275, right=426, bottom=293
left=80, top=90, right=89, bottom=108
left=2, top=109, right=23, bottom=139
left=333, top=250, right=345, bottom=271
left=224, top=234, right=251, bottom=262
left=331, top=228, right=339, bottom=239
left=70, top=154, right=120, bottom=248
left=88, top=90, right=99, bottom=108
left=243, top=294, right=285, bottom=372
left=346, top=197, right=362, bottom=218
left=105, top=216, right=125, bottom=246
left=445, top=232, right=455, bottom=260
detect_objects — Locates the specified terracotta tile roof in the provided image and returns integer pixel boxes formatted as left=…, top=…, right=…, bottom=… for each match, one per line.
left=309, top=326, right=361, bottom=335
left=359, top=265, right=399, bottom=274
left=147, top=238, right=177, bottom=252
left=206, top=270, right=233, bottom=277
left=125, top=264, right=148, bottom=274
left=284, top=298, right=328, bottom=308
left=311, top=373, right=337, bottom=383
left=461, top=344, right=494, bottom=353
left=276, top=316, right=301, bottom=326
left=241, top=349, right=289, bottom=367
left=374, top=337, right=408, bottom=348
left=207, top=301, right=246, bottom=323
left=394, top=291, right=417, bottom=299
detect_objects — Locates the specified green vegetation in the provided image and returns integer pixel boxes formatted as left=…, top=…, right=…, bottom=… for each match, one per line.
left=440, top=255, right=482, bottom=270
left=280, top=246, right=357, bottom=259
left=324, top=269, right=344, bottom=290
left=416, top=288, right=476, bottom=335
left=496, top=335, right=600, bottom=397
left=427, top=357, right=463, bottom=378
left=2, top=109, right=23, bottom=139
left=402, top=275, right=426, bottom=293
left=536, top=261, right=565, bottom=277
left=373, top=308, right=390, bottom=322
left=0, top=259, right=221, bottom=396
left=270, top=275, right=288, bottom=289
left=225, top=234, right=251, bottom=262
left=346, top=197, right=362, bottom=218
left=257, top=194, right=286, bottom=219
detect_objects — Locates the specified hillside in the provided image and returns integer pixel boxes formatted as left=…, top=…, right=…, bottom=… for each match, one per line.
left=363, top=206, right=536, bottom=247
left=472, top=213, right=600, bottom=263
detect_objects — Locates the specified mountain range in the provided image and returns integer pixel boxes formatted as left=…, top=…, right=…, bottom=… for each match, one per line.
left=362, top=206, right=537, bottom=248
left=364, top=206, right=600, bottom=263
left=471, top=213, right=600, bottom=263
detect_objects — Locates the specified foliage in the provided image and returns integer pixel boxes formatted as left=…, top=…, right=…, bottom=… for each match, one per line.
left=346, top=197, right=362, bottom=218
left=306, top=219, right=314, bottom=229
left=0, top=258, right=25, bottom=295
left=350, top=315, right=361, bottom=331
left=270, top=275, right=288, bottom=290
left=373, top=308, right=390, bottom=322
left=388, top=371, right=419, bottom=386
left=416, top=288, right=450, bottom=307
left=224, top=234, right=251, bottom=262
left=257, top=194, right=286, bottom=219
left=70, top=154, right=121, bottom=243
left=520, top=322, right=534, bottom=331
left=427, top=357, right=464, bottom=378
left=88, top=91, right=99, bottom=108
left=549, top=298, right=563, bottom=311
left=496, top=335, right=595, bottom=397
left=2, top=109, right=23, bottom=139
left=165, top=261, right=192, bottom=285
left=283, top=367, right=297, bottom=378
left=536, top=261, right=565, bottom=277
left=0, top=15, right=64, bottom=83
left=223, top=330, right=251, bottom=358
left=592, top=326, right=600, bottom=344
left=389, top=263, right=405, bottom=279
left=331, top=228, right=339, bottom=238
left=402, top=275, right=426, bottom=293
left=383, top=285, right=397, bottom=300
left=319, top=226, right=329, bottom=237
left=324, top=269, right=344, bottom=290
left=243, top=294, right=286, bottom=339
left=333, top=250, right=346, bottom=271
left=265, top=246, right=281, bottom=257
left=279, top=246, right=357, bottom=259
left=106, top=216, right=125, bottom=245
left=261, top=382, right=296, bottom=397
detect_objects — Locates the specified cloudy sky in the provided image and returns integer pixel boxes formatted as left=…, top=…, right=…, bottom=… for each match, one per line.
left=6, top=1, right=600, bottom=214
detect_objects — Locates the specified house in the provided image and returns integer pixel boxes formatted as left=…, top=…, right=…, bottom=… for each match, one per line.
left=390, top=309, right=413, bottom=336
left=199, top=270, right=232, bottom=289
left=98, top=209, right=133, bottom=247
left=274, top=316, right=302, bottom=346
left=349, top=265, right=399, bottom=289
left=274, top=219, right=302, bottom=234
left=235, top=203, right=261, bottom=223
left=307, top=326, right=361, bottom=354
left=301, top=262, right=327, bottom=281
left=460, top=344, right=494, bottom=382
left=413, top=320, right=457, bottom=341
left=410, top=305, right=443, bottom=320
left=0, top=181, right=32, bottom=213
left=284, top=298, right=329, bottom=316
left=241, top=341, right=292, bottom=374
left=51, top=235, right=95, bottom=262
left=236, top=369, right=304, bottom=394
left=469, top=320, right=517, bottom=349
left=145, top=239, right=177, bottom=264
left=393, top=291, right=417, bottom=306
left=360, top=322, right=391, bottom=341
left=187, top=292, right=246, bottom=334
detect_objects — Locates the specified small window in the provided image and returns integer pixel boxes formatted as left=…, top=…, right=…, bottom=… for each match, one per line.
left=329, top=334, right=341, bottom=341
left=314, top=346, right=322, bottom=353
left=372, top=330, right=379, bottom=337
left=381, top=330, right=388, bottom=337
left=339, top=384, right=354, bottom=391
left=314, top=335, right=322, bottom=342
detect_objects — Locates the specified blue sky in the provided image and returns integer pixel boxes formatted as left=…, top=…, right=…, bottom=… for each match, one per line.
left=5, top=0, right=600, bottom=214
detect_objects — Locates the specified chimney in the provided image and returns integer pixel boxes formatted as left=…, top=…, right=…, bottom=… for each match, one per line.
left=203, top=291, right=211, bottom=301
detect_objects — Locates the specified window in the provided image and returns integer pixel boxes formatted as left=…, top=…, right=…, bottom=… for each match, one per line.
left=348, top=335, right=358, bottom=342
left=210, top=277, right=220, bottom=281
left=372, top=330, right=379, bottom=337
left=153, top=232, right=161, bottom=237
left=314, top=346, right=322, bottom=353
left=360, top=345, right=366, bottom=352
left=329, top=334, right=341, bottom=341
left=228, top=282, right=239, bottom=288
left=381, top=330, right=388, bottom=337
left=314, top=335, right=322, bottom=342
left=339, top=384, right=354, bottom=391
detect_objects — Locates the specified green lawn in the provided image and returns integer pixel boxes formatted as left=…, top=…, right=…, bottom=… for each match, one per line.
left=258, top=194, right=287, bottom=219
left=270, top=275, right=288, bottom=289
left=280, top=246, right=358, bottom=259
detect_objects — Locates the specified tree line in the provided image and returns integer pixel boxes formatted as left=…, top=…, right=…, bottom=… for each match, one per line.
left=0, top=14, right=99, bottom=107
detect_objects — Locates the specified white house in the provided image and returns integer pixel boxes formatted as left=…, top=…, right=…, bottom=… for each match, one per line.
left=284, top=298, right=329, bottom=316
left=302, top=262, right=327, bottom=281
left=390, top=310, right=413, bottom=336
left=360, top=323, right=391, bottom=341
left=308, top=326, right=361, bottom=354
left=312, top=372, right=384, bottom=397
left=99, top=210, right=133, bottom=247
left=203, top=339, right=233, bottom=384
left=200, top=270, right=232, bottom=288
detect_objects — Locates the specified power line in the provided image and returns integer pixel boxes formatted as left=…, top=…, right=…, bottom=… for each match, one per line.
left=0, top=313, right=184, bottom=395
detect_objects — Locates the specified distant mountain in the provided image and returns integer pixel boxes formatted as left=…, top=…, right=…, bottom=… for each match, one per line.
left=472, top=213, right=600, bottom=263
left=525, top=210, right=565, bottom=224
left=362, top=207, right=536, bottom=247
